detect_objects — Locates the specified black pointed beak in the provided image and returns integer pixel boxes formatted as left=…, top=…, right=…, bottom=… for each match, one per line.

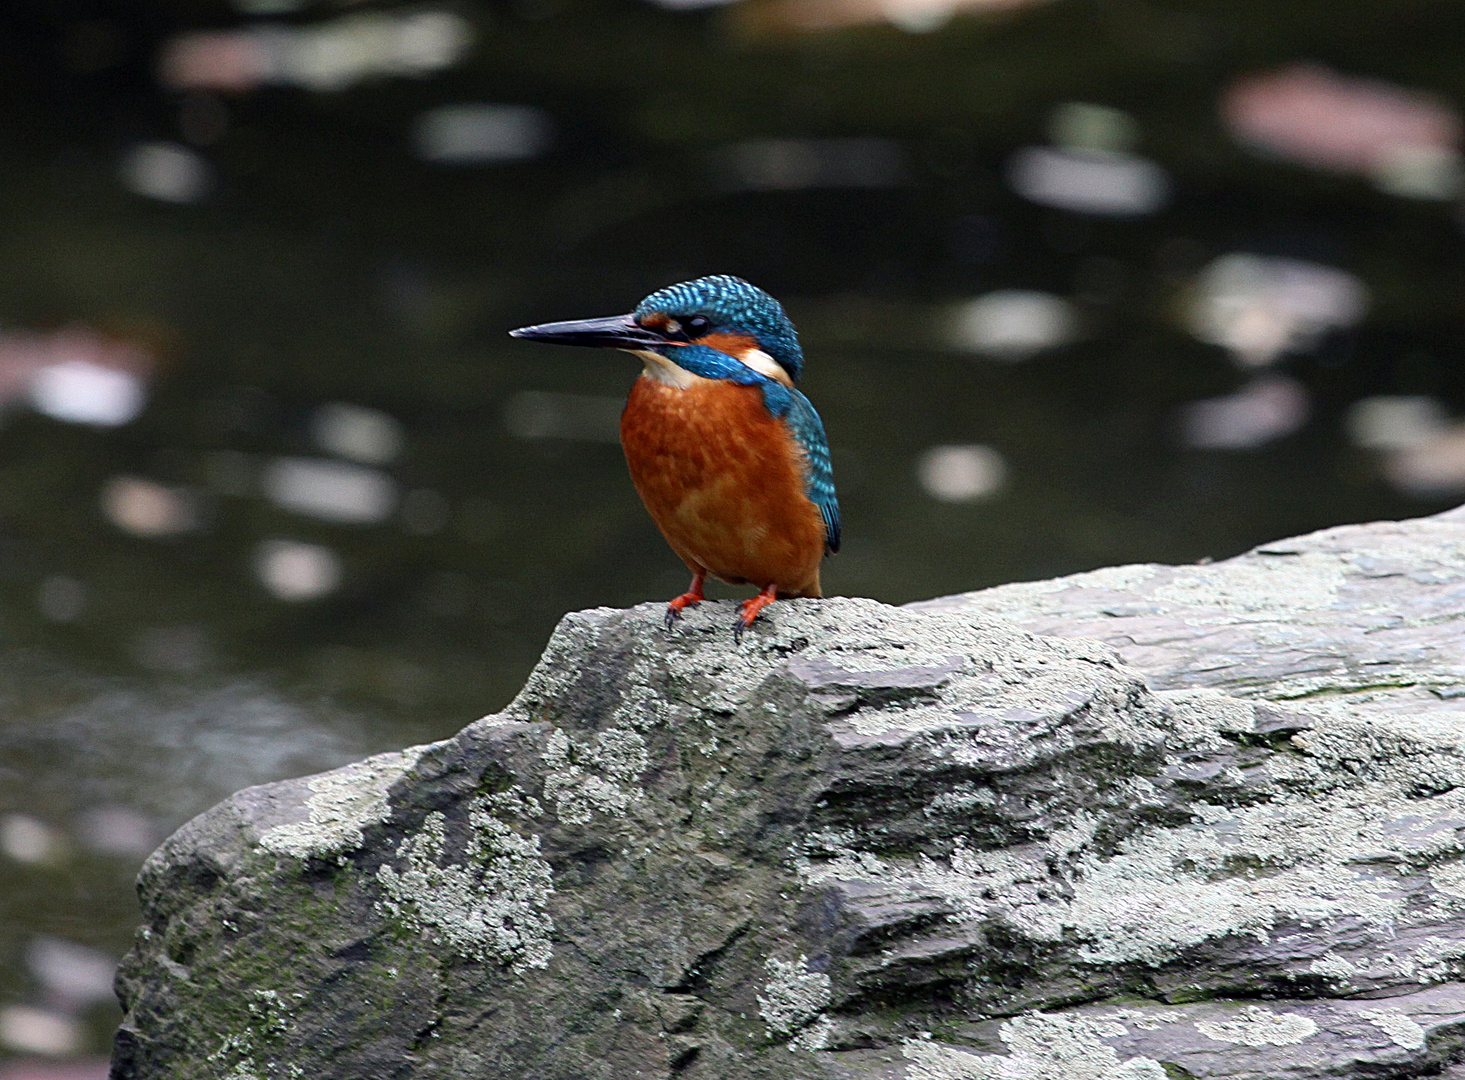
left=509, top=314, right=667, bottom=350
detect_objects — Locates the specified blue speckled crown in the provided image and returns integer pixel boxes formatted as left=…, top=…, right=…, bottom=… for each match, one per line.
left=634, top=275, right=805, bottom=383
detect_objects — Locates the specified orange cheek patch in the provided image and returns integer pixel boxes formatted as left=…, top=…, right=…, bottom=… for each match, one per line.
left=698, top=331, right=761, bottom=358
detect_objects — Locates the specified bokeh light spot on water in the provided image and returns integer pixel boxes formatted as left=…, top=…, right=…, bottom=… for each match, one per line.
left=1384, top=425, right=1465, bottom=497
left=158, top=10, right=474, bottom=94
left=36, top=577, right=87, bottom=624
left=255, top=540, right=344, bottom=601
left=3, top=328, right=152, bottom=404
left=1222, top=63, right=1464, bottom=199
left=24, top=940, right=116, bottom=1012
left=1345, top=396, right=1450, bottom=452
left=947, top=291, right=1077, bottom=361
left=1177, top=375, right=1311, bottom=451
left=100, top=477, right=198, bottom=539
left=16, top=328, right=152, bottom=427
left=0, top=817, right=65, bottom=866
left=1048, top=103, right=1140, bottom=156
left=263, top=458, right=399, bottom=524
left=740, top=0, right=1050, bottom=34
left=0, top=1007, right=81, bottom=1058
left=29, top=362, right=146, bottom=427
left=1006, top=146, right=1169, bottom=217
left=117, top=143, right=211, bottom=205
left=310, top=402, right=404, bottom=466
left=917, top=445, right=1008, bottom=502
left=1186, top=254, right=1368, bottom=368
left=411, top=105, right=554, bottom=165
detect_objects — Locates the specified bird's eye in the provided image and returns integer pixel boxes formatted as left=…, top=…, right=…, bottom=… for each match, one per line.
left=658, top=315, right=711, bottom=342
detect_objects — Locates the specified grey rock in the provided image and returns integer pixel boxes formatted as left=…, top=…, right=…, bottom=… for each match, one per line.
left=113, top=509, right=1465, bottom=1079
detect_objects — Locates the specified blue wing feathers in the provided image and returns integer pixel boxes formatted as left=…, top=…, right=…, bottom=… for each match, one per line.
left=780, top=388, right=841, bottom=555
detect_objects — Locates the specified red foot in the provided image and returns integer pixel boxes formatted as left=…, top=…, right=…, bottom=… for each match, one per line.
left=733, top=584, right=779, bottom=643
left=664, top=573, right=707, bottom=630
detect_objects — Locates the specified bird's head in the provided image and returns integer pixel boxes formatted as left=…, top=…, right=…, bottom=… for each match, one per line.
left=510, top=275, right=804, bottom=385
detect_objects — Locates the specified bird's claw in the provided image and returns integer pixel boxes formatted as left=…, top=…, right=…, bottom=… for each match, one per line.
left=732, top=586, right=778, bottom=643
left=664, top=584, right=706, bottom=632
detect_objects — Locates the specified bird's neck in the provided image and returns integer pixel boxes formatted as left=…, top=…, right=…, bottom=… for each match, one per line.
left=627, top=341, right=793, bottom=390
left=631, top=350, right=711, bottom=390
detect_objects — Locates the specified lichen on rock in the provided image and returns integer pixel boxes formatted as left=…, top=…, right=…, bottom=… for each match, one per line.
left=901, top=1013, right=1170, bottom=1080
left=259, top=745, right=429, bottom=859
left=541, top=725, right=648, bottom=825
left=757, top=954, right=832, bottom=1041
left=1193, top=1006, right=1319, bottom=1047
left=375, top=790, right=554, bottom=971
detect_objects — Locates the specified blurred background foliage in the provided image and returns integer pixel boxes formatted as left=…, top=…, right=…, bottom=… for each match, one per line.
left=3, top=0, right=1465, bottom=1068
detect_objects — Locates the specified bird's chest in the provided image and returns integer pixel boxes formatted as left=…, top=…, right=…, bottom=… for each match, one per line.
left=619, top=375, right=799, bottom=515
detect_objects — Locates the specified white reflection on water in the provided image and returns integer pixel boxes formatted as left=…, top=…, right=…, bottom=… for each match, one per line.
left=255, top=539, right=343, bottom=601
left=1178, top=374, right=1310, bottom=451
left=1223, top=63, right=1464, bottom=200
left=1384, top=424, right=1465, bottom=497
left=917, top=444, right=1007, bottom=502
left=411, top=105, right=553, bottom=165
left=25, top=938, right=116, bottom=1010
left=263, top=457, right=398, bottom=524
left=1007, top=146, right=1170, bottom=217
left=158, top=10, right=474, bottom=94
left=0, top=1004, right=81, bottom=1057
left=1187, top=253, right=1368, bottom=368
left=1345, top=396, right=1449, bottom=452
left=310, top=402, right=404, bottom=466
left=100, top=477, right=198, bottom=539
left=118, top=142, right=211, bottom=204
left=947, top=290, right=1078, bottom=361
left=0, top=816, right=64, bottom=866
left=28, top=359, right=147, bottom=428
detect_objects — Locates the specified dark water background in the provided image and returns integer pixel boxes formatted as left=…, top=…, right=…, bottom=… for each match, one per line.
left=2, top=0, right=1464, bottom=1063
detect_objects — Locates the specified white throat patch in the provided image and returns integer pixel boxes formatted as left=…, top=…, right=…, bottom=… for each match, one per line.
left=738, top=348, right=792, bottom=385
left=627, top=346, right=791, bottom=390
left=629, top=350, right=705, bottom=389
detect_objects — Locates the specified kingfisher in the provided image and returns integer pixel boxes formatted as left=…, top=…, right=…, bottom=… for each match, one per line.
left=510, top=275, right=839, bottom=640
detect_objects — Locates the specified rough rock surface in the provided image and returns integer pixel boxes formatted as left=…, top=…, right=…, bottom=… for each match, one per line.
left=113, top=509, right=1465, bottom=1079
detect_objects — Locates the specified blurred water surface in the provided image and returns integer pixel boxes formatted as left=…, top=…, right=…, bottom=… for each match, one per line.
left=3, top=0, right=1465, bottom=1061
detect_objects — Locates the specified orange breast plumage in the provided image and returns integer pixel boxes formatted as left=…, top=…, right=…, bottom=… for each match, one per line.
left=620, top=374, right=825, bottom=598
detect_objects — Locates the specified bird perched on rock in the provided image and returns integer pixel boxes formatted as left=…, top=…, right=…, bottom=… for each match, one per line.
left=510, top=275, right=839, bottom=640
